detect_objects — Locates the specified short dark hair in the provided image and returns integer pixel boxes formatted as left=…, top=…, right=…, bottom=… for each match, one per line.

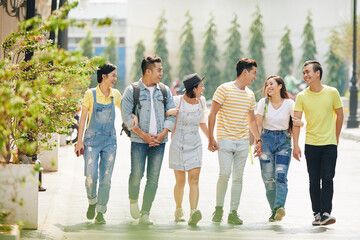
left=141, top=56, right=162, bottom=75
left=97, top=62, right=117, bottom=83
left=304, top=60, right=323, bottom=80
left=236, top=58, right=257, bottom=77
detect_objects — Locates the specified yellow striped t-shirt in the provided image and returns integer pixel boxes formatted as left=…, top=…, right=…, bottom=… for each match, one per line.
left=212, top=82, right=256, bottom=141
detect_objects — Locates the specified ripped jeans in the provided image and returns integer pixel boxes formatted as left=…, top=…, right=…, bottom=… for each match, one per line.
left=83, top=131, right=117, bottom=214
left=259, top=129, right=291, bottom=210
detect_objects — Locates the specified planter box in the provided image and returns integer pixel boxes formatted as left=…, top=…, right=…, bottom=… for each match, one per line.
left=38, top=133, right=59, bottom=172
left=59, top=134, right=67, bottom=146
left=0, top=225, right=20, bottom=240
left=0, top=164, right=38, bottom=230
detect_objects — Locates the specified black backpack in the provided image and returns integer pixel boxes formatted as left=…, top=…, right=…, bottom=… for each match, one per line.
left=121, top=82, right=167, bottom=137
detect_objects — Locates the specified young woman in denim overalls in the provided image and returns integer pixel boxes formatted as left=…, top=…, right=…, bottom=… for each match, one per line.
left=167, top=73, right=208, bottom=226
left=75, top=63, right=121, bottom=224
left=256, top=75, right=303, bottom=222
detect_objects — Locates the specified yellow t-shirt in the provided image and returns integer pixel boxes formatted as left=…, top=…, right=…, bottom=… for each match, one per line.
left=294, top=85, right=342, bottom=145
left=81, top=85, right=122, bottom=128
left=212, top=82, right=256, bottom=141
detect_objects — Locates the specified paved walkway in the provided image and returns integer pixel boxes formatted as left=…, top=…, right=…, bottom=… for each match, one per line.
left=21, top=111, right=360, bottom=239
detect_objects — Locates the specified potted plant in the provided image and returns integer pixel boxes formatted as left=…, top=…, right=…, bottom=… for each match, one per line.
left=0, top=1, right=107, bottom=229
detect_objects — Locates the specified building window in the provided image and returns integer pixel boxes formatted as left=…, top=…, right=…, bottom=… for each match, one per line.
left=119, top=37, right=125, bottom=45
left=93, top=37, right=101, bottom=44
left=68, top=37, right=83, bottom=44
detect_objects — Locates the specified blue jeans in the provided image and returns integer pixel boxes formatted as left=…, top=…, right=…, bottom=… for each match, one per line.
left=83, top=132, right=117, bottom=214
left=259, top=129, right=291, bottom=211
left=128, top=142, right=165, bottom=214
left=216, top=139, right=248, bottom=211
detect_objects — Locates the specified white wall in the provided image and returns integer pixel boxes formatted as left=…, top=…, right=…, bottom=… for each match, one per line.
left=126, top=0, right=353, bottom=84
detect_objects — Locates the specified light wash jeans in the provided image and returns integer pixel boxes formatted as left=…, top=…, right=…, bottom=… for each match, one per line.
left=128, top=142, right=165, bottom=214
left=83, top=131, right=117, bottom=214
left=216, top=139, right=249, bottom=211
left=259, top=129, right=291, bottom=211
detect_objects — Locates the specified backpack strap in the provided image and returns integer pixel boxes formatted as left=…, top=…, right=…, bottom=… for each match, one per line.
left=131, top=82, right=140, bottom=114
left=158, top=82, right=167, bottom=108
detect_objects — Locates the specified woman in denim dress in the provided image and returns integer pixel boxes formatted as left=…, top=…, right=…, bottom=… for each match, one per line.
left=168, top=73, right=208, bottom=226
left=256, top=75, right=303, bottom=222
left=74, top=63, right=122, bottom=224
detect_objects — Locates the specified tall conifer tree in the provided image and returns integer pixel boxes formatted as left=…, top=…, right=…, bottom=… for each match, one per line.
left=178, top=11, right=195, bottom=80
left=222, top=14, right=243, bottom=84
left=154, top=12, right=172, bottom=87
left=131, top=40, right=145, bottom=83
left=202, top=15, right=220, bottom=99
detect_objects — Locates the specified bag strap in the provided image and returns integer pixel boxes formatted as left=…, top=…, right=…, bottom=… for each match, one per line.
left=131, top=82, right=140, bottom=114
left=263, top=97, right=269, bottom=119
left=158, top=82, right=167, bottom=109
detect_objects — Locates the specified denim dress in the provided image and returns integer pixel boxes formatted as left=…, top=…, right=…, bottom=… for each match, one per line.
left=83, top=89, right=117, bottom=214
left=169, top=97, right=203, bottom=171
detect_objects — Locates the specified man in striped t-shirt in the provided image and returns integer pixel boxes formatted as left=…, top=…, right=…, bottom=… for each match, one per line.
left=208, top=58, right=262, bottom=225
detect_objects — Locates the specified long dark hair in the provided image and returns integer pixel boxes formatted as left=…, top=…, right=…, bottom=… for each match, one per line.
left=263, top=75, right=293, bottom=135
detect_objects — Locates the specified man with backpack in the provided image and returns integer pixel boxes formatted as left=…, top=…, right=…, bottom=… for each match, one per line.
left=121, top=56, right=175, bottom=225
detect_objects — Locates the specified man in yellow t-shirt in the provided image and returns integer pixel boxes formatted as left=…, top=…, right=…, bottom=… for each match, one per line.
left=208, top=58, right=262, bottom=225
left=293, top=60, right=343, bottom=227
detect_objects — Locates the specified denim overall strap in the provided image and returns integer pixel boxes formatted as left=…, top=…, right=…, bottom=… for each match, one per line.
left=87, top=88, right=115, bottom=133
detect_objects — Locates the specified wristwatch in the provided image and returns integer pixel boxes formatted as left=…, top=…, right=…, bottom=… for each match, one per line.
left=256, top=139, right=262, bottom=144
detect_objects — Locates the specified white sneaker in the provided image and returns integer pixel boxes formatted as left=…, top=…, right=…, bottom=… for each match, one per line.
left=188, top=209, right=202, bottom=226
left=174, top=208, right=186, bottom=222
left=130, top=201, right=140, bottom=219
left=274, top=207, right=286, bottom=221
left=312, top=212, right=321, bottom=226
left=139, top=213, right=153, bottom=225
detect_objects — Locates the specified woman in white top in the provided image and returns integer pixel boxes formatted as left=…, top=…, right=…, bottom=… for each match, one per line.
left=167, top=73, right=208, bottom=226
left=256, top=75, right=303, bottom=222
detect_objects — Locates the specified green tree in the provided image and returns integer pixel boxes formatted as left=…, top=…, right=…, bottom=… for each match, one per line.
left=79, top=29, right=93, bottom=59
left=79, top=29, right=97, bottom=88
left=222, top=14, right=243, bottom=84
left=178, top=11, right=195, bottom=80
left=326, top=30, right=346, bottom=95
left=154, top=12, right=172, bottom=87
left=102, top=31, right=122, bottom=91
left=278, top=26, right=294, bottom=78
left=131, top=40, right=146, bottom=83
left=248, top=5, right=266, bottom=97
left=300, top=11, right=317, bottom=65
left=202, top=15, right=220, bottom=99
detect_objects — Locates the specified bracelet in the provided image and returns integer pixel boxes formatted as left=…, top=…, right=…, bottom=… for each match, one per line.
left=256, top=139, right=262, bottom=144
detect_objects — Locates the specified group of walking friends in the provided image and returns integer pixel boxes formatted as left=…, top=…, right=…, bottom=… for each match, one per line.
left=74, top=56, right=343, bottom=227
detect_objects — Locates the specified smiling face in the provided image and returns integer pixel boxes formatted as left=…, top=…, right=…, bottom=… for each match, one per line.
left=303, top=63, right=320, bottom=86
left=244, top=66, right=257, bottom=86
left=265, top=78, right=282, bottom=97
left=193, top=81, right=205, bottom=98
left=146, top=62, right=163, bottom=86
left=102, top=70, right=117, bottom=88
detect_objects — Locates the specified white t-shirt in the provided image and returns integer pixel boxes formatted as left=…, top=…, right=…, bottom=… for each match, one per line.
left=257, top=98, right=294, bottom=131
left=144, top=85, right=157, bottom=135
left=174, top=95, right=208, bottom=123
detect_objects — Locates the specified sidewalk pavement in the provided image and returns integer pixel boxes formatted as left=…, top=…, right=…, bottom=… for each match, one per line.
left=21, top=111, right=360, bottom=240
left=341, top=125, right=360, bottom=142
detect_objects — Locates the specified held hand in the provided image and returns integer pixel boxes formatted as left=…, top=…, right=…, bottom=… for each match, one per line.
left=131, top=114, right=138, bottom=128
left=74, top=142, right=84, bottom=157
left=293, top=145, right=301, bottom=161
left=166, top=108, right=179, bottom=117
left=208, top=137, right=218, bottom=152
left=254, top=142, right=262, bottom=158
left=292, top=117, right=304, bottom=127
left=142, top=133, right=160, bottom=147
left=155, top=132, right=167, bottom=143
